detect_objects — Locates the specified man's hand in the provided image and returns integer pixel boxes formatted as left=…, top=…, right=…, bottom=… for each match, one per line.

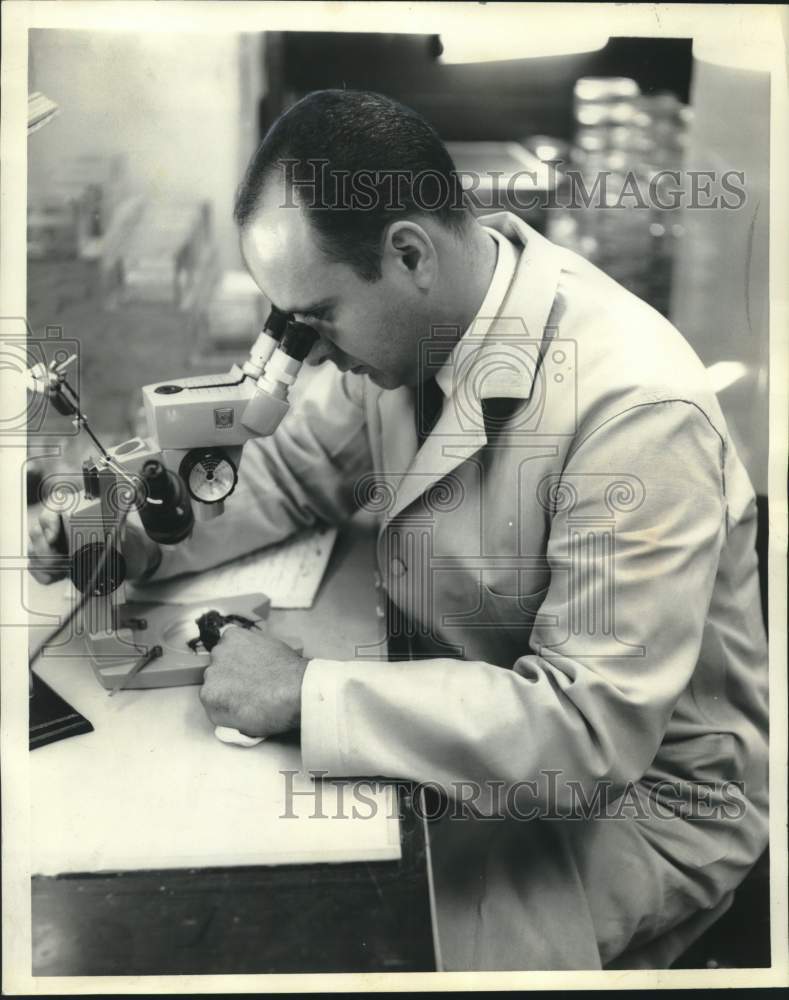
left=28, top=507, right=160, bottom=585
left=199, top=627, right=308, bottom=739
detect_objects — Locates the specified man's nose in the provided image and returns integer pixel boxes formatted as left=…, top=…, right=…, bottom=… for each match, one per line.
left=304, top=336, right=334, bottom=367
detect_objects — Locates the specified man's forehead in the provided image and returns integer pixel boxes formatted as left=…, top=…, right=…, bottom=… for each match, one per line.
left=242, top=202, right=314, bottom=265
left=241, top=204, right=332, bottom=312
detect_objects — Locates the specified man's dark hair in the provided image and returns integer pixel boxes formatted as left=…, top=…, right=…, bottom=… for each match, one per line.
left=234, top=89, right=471, bottom=281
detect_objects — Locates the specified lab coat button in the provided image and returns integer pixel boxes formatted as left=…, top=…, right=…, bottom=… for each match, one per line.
left=391, top=556, right=407, bottom=578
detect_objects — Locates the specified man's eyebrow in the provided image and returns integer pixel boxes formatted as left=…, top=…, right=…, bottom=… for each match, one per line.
left=286, top=297, right=336, bottom=315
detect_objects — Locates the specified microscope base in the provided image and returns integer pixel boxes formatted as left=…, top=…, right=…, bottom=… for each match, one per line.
left=84, top=592, right=271, bottom=690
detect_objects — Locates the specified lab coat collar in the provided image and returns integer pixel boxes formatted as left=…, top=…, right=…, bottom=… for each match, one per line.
left=470, top=211, right=568, bottom=403
left=433, top=225, right=518, bottom=400
left=381, top=212, right=565, bottom=524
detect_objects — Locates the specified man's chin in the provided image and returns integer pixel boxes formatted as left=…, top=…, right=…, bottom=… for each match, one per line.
left=366, top=369, right=401, bottom=390
left=337, top=361, right=401, bottom=390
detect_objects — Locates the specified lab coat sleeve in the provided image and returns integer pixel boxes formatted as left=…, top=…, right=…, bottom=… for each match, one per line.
left=150, top=364, right=372, bottom=581
left=301, top=400, right=728, bottom=807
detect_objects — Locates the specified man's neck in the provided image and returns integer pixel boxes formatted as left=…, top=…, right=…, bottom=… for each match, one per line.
left=458, top=223, right=499, bottom=332
left=421, top=224, right=498, bottom=377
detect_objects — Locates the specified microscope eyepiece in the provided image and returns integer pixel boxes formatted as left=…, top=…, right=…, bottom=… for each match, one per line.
left=240, top=320, right=318, bottom=437
left=242, top=306, right=293, bottom=380
left=281, top=320, right=318, bottom=361
left=264, top=306, right=290, bottom=340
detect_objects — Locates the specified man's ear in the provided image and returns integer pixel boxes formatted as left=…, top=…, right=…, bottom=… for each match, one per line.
left=383, top=221, right=436, bottom=290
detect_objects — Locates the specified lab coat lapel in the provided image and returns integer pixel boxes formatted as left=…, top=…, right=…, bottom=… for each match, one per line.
left=378, top=214, right=564, bottom=525
left=378, top=385, right=419, bottom=484
left=382, top=384, right=488, bottom=521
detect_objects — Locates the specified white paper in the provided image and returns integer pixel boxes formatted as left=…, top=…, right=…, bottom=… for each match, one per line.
left=165, top=526, right=338, bottom=609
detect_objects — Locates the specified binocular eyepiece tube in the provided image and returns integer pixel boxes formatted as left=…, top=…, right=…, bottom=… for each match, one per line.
left=241, top=306, right=290, bottom=379
left=241, top=312, right=318, bottom=437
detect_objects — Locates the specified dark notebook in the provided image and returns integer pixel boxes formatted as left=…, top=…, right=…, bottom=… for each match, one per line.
left=29, top=672, right=93, bottom=750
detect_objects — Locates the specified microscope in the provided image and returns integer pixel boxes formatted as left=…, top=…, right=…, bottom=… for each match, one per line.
left=28, top=307, right=317, bottom=691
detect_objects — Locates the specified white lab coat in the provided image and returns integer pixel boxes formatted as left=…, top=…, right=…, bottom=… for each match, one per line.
left=153, top=213, right=768, bottom=970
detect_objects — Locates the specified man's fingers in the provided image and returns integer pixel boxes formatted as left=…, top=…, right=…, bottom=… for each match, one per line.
left=201, top=701, right=234, bottom=728
left=216, top=623, right=245, bottom=645
left=38, top=510, right=65, bottom=544
left=27, top=539, right=67, bottom=583
left=198, top=680, right=227, bottom=723
left=199, top=668, right=232, bottom=713
left=29, top=566, right=58, bottom=584
left=199, top=666, right=219, bottom=699
left=41, top=519, right=58, bottom=545
left=199, top=688, right=247, bottom=731
left=27, top=511, right=69, bottom=584
left=200, top=663, right=220, bottom=689
left=199, top=664, right=261, bottom=735
left=28, top=520, right=45, bottom=547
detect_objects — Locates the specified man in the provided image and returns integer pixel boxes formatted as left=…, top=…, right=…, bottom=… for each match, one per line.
left=30, top=90, right=768, bottom=970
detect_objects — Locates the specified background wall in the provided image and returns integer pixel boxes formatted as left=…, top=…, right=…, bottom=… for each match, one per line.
left=26, top=29, right=265, bottom=443
left=264, top=33, right=693, bottom=141
left=670, top=57, right=770, bottom=494
left=28, top=28, right=263, bottom=270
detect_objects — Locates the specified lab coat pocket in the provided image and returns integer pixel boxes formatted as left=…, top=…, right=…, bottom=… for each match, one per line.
left=479, top=582, right=552, bottom=628
left=440, top=575, right=552, bottom=665
left=476, top=583, right=553, bottom=665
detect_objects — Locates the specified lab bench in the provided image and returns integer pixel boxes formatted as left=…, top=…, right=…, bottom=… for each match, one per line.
left=29, top=516, right=437, bottom=976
